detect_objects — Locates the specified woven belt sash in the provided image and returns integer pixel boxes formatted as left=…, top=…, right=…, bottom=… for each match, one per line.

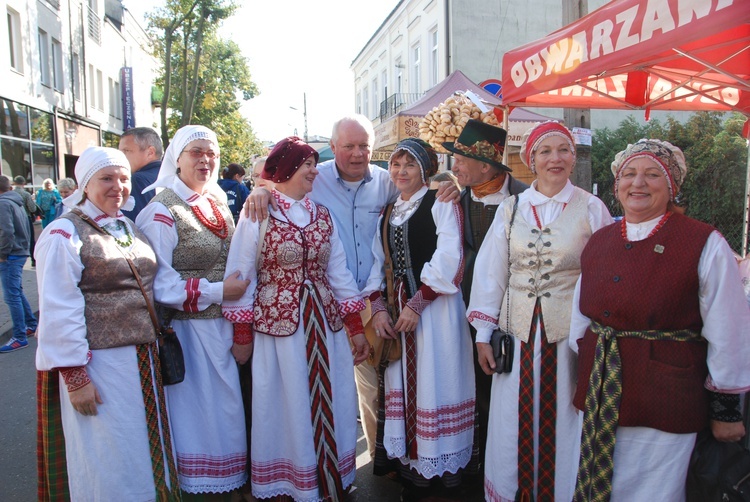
left=573, top=321, right=702, bottom=502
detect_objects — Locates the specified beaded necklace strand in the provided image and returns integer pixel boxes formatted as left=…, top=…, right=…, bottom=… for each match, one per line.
left=531, top=202, right=567, bottom=229
left=101, top=220, right=134, bottom=248
left=620, top=211, right=672, bottom=241
left=191, top=198, right=228, bottom=239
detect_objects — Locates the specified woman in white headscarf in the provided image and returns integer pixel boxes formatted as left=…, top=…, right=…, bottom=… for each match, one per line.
left=136, top=125, right=250, bottom=497
left=35, top=147, right=179, bottom=501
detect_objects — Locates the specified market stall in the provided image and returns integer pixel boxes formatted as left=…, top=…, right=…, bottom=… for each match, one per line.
left=373, top=70, right=558, bottom=181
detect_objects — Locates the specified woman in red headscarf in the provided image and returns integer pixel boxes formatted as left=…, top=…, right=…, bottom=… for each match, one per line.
left=467, top=122, right=613, bottom=502
left=223, top=137, right=370, bottom=502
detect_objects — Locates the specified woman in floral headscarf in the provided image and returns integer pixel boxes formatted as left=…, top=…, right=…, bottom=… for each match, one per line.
left=223, top=136, right=370, bottom=502
left=467, top=121, right=612, bottom=502
left=136, top=125, right=250, bottom=497
left=570, top=139, right=750, bottom=502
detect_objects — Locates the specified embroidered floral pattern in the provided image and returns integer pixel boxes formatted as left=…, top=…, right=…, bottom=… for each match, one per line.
left=454, top=139, right=504, bottom=161
left=253, top=207, right=344, bottom=336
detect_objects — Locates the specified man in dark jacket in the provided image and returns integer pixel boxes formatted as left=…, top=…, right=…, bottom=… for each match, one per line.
left=443, top=120, right=529, bottom=486
left=0, top=175, right=37, bottom=353
left=119, top=127, right=162, bottom=220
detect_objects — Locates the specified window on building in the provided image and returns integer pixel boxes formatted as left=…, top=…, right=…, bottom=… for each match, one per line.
left=89, top=64, right=96, bottom=108
left=0, top=99, right=55, bottom=186
left=96, top=69, right=104, bottom=111
left=87, top=0, right=101, bottom=44
left=38, top=29, right=50, bottom=86
left=371, top=76, right=378, bottom=119
left=395, top=57, right=403, bottom=95
left=114, top=81, right=121, bottom=119
left=381, top=69, right=388, bottom=100
left=356, top=91, right=361, bottom=115
left=109, top=77, right=115, bottom=116
left=411, top=45, right=421, bottom=94
left=1, top=98, right=30, bottom=139
left=109, top=78, right=122, bottom=119
left=52, top=38, right=63, bottom=91
left=7, top=8, right=22, bottom=73
left=72, top=54, right=81, bottom=100
left=362, top=86, right=369, bottom=121
left=430, top=29, right=439, bottom=87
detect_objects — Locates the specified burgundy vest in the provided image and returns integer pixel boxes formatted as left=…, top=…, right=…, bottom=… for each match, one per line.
left=253, top=205, right=343, bottom=336
left=573, top=213, right=714, bottom=433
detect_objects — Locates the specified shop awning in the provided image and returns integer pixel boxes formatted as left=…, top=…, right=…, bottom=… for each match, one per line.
left=500, top=0, right=750, bottom=113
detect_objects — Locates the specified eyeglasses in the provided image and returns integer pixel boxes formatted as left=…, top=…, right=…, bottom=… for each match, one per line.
left=182, top=148, right=218, bottom=160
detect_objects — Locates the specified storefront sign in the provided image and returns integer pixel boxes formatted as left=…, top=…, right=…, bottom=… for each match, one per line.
left=121, top=67, right=135, bottom=130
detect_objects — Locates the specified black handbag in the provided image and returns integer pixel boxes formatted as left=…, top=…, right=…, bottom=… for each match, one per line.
left=489, top=196, right=519, bottom=374
left=156, top=319, right=185, bottom=386
left=687, top=428, right=750, bottom=502
left=490, top=328, right=514, bottom=374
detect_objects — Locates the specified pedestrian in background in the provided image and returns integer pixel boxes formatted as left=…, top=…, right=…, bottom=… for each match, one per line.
left=12, top=175, right=37, bottom=267
left=119, top=126, right=163, bottom=221
left=35, top=178, right=61, bottom=228
left=218, top=163, right=250, bottom=223
left=54, top=178, right=76, bottom=219
left=0, top=175, right=37, bottom=353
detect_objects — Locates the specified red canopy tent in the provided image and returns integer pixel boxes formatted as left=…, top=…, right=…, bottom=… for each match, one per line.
left=500, top=0, right=750, bottom=114
left=500, top=0, right=750, bottom=254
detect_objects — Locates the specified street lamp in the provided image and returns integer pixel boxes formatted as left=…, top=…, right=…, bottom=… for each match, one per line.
left=289, top=93, right=308, bottom=142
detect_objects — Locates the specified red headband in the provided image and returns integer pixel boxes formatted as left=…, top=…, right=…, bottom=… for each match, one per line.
left=524, top=122, right=575, bottom=167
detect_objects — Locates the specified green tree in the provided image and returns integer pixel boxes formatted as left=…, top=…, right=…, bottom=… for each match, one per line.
left=148, top=0, right=263, bottom=164
left=591, top=112, right=747, bottom=253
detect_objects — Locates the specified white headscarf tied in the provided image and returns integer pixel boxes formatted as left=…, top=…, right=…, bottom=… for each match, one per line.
left=64, top=146, right=134, bottom=211
left=144, top=124, right=225, bottom=202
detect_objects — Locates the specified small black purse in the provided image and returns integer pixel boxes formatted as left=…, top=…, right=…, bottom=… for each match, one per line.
left=490, top=328, right=514, bottom=374
left=489, top=196, right=519, bottom=375
left=157, top=321, right=185, bottom=385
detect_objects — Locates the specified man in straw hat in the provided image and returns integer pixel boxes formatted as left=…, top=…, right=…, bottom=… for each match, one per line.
left=442, top=118, right=528, bottom=486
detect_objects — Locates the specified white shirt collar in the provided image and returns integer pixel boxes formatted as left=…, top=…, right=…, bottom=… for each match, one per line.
left=528, top=179, right=574, bottom=206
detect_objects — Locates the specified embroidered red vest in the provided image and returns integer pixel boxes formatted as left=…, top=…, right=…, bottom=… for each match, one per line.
left=253, top=206, right=343, bottom=336
left=573, top=213, right=714, bottom=433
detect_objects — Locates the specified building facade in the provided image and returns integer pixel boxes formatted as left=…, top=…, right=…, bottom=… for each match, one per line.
left=1, top=0, right=157, bottom=187
left=351, top=0, right=687, bottom=152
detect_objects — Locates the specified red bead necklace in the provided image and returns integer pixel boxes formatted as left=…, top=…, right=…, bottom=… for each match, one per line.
left=531, top=202, right=567, bottom=229
left=620, top=211, right=672, bottom=241
left=191, top=198, right=228, bottom=239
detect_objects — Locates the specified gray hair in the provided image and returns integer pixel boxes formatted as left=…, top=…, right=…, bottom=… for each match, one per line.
left=121, top=127, right=163, bottom=158
left=57, top=178, right=77, bottom=191
left=331, top=114, right=374, bottom=147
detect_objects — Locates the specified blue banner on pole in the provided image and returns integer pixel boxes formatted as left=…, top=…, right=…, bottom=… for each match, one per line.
left=121, top=67, right=136, bottom=130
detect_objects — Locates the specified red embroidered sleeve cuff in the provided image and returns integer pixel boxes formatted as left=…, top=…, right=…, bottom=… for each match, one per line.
left=405, top=284, right=440, bottom=316
left=233, top=323, right=254, bottom=345
left=60, top=366, right=91, bottom=393
left=369, top=292, right=387, bottom=316
left=343, top=312, right=365, bottom=338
